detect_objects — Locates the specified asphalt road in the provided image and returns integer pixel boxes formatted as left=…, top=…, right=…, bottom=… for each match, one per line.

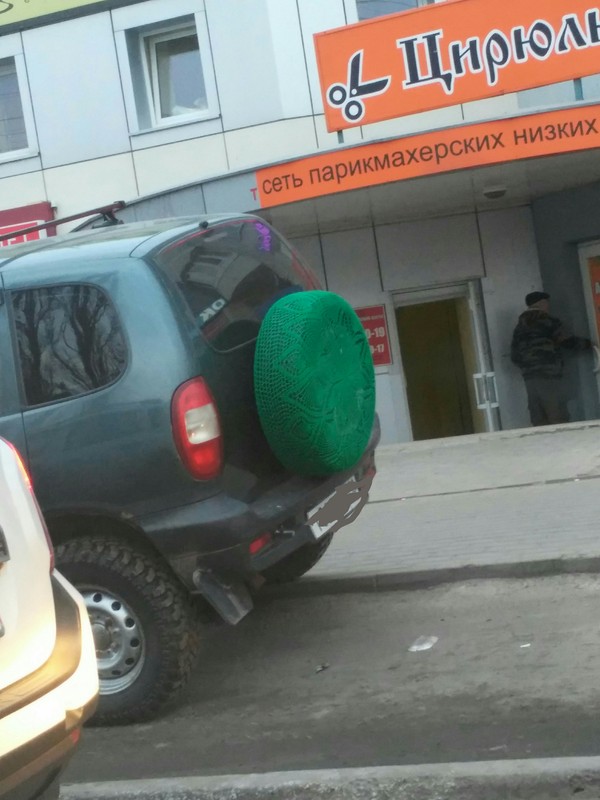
left=65, top=575, right=600, bottom=783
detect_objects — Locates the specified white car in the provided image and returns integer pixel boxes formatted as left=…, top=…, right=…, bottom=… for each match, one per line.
left=0, top=438, right=98, bottom=799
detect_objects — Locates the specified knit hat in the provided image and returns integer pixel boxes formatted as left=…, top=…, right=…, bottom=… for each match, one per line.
left=525, top=291, right=550, bottom=307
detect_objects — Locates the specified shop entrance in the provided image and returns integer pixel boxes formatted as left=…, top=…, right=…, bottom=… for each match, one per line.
left=395, top=283, right=499, bottom=441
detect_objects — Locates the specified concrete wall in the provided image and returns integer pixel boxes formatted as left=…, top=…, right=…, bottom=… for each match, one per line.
left=478, top=206, right=545, bottom=430
left=0, top=0, right=583, bottom=220
left=531, top=182, right=600, bottom=422
left=1, top=0, right=351, bottom=217
left=291, top=207, right=543, bottom=443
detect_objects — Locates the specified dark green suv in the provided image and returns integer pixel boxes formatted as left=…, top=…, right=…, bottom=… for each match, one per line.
left=0, top=215, right=379, bottom=725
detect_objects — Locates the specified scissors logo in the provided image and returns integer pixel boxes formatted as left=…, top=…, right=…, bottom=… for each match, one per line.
left=326, top=50, right=391, bottom=124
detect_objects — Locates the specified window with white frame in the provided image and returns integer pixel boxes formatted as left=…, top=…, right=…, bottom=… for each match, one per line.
left=0, top=57, right=27, bottom=155
left=144, top=24, right=207, bottom=121
left=356, top=0, right=437, bottom=21
left=120, top=14, right=218, bottom=131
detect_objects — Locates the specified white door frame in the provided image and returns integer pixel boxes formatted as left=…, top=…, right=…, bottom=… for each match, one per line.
left=392, top=280, right=500, bottom=433
left=577, top=241, right=600, bottom=391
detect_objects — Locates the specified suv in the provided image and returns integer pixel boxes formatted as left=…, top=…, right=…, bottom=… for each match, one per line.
left=0, top=438, right=98, bottom=799
left=0, top=214, right=379, bottom=725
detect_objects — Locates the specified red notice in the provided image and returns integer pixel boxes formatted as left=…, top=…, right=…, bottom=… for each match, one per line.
left=355, top=305, right=392, bottom=367
left=0, top=202, right=54, bottom=247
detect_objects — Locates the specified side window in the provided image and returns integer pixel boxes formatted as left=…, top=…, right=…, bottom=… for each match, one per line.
left=11, top=285, right=126, bottom=407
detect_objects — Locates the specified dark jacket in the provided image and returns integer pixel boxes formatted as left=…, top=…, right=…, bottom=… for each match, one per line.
left=510, top=309, right=591, bottom=379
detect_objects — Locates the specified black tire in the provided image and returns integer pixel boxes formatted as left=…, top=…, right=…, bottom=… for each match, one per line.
left=261, top=533, right=334, bottom=584
left=56, top=537, right=201, bottom=726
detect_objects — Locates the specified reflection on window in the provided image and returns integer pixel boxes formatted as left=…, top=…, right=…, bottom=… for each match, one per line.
left=145, top=26, right=207, bottom=121
left=123, top=16, right=215, bottom=130
left=517, top=80, right=577, bottom=110
left=518, top=74, right=600, bottom=110
left=12, top=285, right=126, bottom=406
left=356, top=0, right=435, bottom=20
left=0, top=57, right=27, bottom=155
left=154, top=220, right=320, bottom=351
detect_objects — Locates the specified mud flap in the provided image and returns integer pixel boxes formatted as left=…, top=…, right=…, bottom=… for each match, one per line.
left=192, top=569, right=254, bottom=625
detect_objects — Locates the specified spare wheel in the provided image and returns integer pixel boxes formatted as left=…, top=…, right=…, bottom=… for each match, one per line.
left=254, top=291, right=375, bottom=477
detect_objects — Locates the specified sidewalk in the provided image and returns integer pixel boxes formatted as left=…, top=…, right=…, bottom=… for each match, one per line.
left=303, top=420, right=600, bottom=591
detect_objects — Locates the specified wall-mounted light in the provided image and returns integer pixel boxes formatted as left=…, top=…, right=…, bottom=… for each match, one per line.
left=482, top=185, right=507, bottom=200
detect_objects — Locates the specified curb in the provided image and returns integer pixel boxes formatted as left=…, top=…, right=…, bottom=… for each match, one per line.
left=262, top=555, right=600, bottom=598
left=62, top=757, right=600, bottom=799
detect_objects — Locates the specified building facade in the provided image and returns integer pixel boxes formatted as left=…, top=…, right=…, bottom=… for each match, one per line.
left=2, top=0, right=600, bottom=444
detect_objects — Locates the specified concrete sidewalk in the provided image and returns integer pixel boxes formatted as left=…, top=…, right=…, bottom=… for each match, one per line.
left=302, top=421, right=600, bottom=591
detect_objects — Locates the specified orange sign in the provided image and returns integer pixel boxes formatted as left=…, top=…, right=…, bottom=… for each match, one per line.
left=257, top=104, right=600, bottom=208
left=315, top=0, right=600, bottom=131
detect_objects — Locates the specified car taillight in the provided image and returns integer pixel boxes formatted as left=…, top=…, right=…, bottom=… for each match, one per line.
left=249, top=532, right=272, bottom=555
left=6, top=440, right=54, bottom=572
left=171, top=377, right=223, bottom=480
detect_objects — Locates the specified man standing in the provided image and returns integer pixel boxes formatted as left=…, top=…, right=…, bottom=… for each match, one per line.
left=511, top=291, right=592, bottom=427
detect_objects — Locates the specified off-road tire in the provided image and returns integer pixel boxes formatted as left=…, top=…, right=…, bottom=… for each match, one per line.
left=261, top=533, right=334, bottom=584
left=56, top=536, right=201, bottom=726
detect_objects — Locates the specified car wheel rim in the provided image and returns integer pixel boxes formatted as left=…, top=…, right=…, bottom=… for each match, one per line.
left=81, top=587, right=145, bottom=695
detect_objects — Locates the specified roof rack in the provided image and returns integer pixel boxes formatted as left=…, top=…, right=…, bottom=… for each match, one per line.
left=0, top=201, right=126, bottom=244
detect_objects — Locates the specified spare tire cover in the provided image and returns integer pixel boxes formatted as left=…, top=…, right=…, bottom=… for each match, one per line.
left=254, top=291, right=375, bottom=477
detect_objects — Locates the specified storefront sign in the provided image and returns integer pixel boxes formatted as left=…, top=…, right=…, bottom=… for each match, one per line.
left=315, top=0, right=600, bottom=131
left=0, top=0, right=141, bottom=31
left=256, top=103, right=600, bottom=208
left=356, top=305, right=392, bottom=367
left=0, top=202, right=54, bottom=247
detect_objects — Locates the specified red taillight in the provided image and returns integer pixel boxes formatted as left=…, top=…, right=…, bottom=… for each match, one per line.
left=5, top=440, right=54, bottom=571
left=249, top=532, right=272, bottom=555
left=171, top=377, right=223, bottom=480
left=69, top=728, right=81, bottom=746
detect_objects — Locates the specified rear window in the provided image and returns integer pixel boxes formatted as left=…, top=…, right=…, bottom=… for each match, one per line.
left=153, top=219, right=320, bottom=351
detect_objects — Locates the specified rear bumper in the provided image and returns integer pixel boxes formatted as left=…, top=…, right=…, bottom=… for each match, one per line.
left=139, top=419, right=380, bottom=591
left=0, top=696, right=97, bottom=800
left=0, top=574, right=98, bottom=799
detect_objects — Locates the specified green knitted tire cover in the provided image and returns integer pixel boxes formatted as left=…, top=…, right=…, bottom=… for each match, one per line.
left=254, top=291, right=375, bottom=477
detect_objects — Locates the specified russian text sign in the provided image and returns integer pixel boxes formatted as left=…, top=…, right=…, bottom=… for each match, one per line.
left=315, top=0, right=600, bottom=131
left=356, top=305, right=392, bottom=367
left=256, top=104, right=600, bottom=207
